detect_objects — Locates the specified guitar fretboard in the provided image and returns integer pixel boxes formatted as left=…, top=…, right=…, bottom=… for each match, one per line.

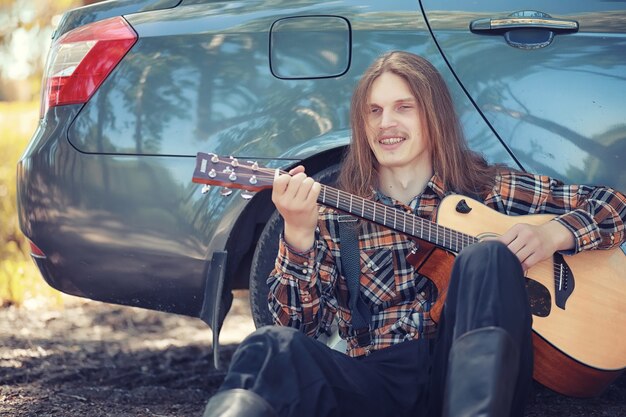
left=319, top=184, right=478, bottom=253
left=191, top=152, right=480, bottom=253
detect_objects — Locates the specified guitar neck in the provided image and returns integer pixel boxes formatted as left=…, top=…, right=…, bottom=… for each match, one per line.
left=190, top=152, right=478, bottom=253
left=318, top=184, right=477, bottom=253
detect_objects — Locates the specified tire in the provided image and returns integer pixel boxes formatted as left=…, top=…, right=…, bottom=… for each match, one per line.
left=249, top=164, right=341, bottom=328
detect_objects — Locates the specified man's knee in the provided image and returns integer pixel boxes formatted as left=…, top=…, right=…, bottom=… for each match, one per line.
left=248, top=325, right=311, bottom=347
left=225, top=326, right=305, bottom=386
left=235, top=325, right=311, bottom=363
left=450, top=240, right=526, bottom=300
left=456, top=241, right=521, bottom=274
left=458, top=240, right=512, bottom=262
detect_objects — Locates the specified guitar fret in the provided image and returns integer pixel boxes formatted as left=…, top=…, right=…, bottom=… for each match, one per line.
left=442, top=229, right=446, bottom=248
left=349, top=194, right=353, bottom=213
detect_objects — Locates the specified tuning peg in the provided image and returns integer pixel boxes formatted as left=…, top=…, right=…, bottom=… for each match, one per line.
left=230, top=157, right=239, bottom=167
left=208, top=169, right=217, bottom=178
left=241, top=190, right=255, bottom=200
left=220, top=188, right=233, bottom=197
left=228, top=172, right=237, bottom=181
left=201, top=184, right=211, bottom=194
left=249, top=175, right=258, bottom=185
left=210, top=153, right=219, bottom=163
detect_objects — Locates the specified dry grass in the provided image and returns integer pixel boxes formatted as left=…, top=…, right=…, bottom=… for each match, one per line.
left=0, top=101, right=63, bottom=308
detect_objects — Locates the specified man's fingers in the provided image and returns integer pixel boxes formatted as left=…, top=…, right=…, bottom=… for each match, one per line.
left=496, top=228, right=515, bottom=246
left=272, top=171, right=291, bottom=197
left=273, top=172, right=318, bottom=208
left=514, top=245, right=533, bottom=268
left=498, top=223, right=553, bottom=271
left=294, top=177, right=316, bottom=200
left=521, top=248, right=546, bottom=271
left=288, top=165, right=306, bottom=176
left=282, top=173, right=306, bottom=200
left=308, top=181, right=322, bottom=204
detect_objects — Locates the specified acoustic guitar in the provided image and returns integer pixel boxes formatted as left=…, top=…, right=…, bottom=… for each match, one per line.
left=192, top=152, right=626, bottom=398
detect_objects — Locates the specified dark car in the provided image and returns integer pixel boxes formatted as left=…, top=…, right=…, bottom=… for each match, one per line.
left=17, top=0, right=626, bottom=389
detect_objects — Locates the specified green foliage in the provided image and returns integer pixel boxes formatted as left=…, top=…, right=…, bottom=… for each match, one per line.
left=0, top=101, right=61, bottom=307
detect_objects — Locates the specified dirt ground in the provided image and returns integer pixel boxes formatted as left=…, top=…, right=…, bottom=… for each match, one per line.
left=1, top=291, right=624, bottom=417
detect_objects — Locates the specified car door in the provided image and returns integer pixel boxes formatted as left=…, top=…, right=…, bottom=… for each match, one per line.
left=420, top=0, right=626, bottom=191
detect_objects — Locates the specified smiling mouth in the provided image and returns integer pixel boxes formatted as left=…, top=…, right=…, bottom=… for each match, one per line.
left=379, top=137, right=405, bottom=145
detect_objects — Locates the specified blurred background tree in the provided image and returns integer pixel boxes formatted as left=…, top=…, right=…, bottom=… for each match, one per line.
left=0, top=0, right=82, bottom=101
left=0, top=0, right=103, bottom=306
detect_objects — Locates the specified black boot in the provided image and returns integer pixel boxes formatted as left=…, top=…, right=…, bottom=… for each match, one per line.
left=203, top=389, right=278, bottom=417
left=443, top=327, right=519, bottom=417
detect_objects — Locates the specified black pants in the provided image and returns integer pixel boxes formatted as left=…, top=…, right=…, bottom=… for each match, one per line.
left=218, top=241, right=533, bottom=417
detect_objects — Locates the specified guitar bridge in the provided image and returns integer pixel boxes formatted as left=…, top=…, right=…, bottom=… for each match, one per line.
left=553, top=253, right=575, bottom=310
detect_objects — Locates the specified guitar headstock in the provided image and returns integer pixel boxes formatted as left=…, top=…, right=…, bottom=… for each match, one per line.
left=192, top=152, right=276, bottom=197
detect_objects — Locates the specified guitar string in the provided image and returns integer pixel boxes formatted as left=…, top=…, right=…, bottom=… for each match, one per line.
left=204, top=164, right=478, bottom=253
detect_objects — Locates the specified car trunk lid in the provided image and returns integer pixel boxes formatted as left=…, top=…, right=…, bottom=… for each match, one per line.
left=54, top=0, right=182, bottom=39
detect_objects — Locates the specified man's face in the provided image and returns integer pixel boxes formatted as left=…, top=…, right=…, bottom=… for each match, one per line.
left=366, top=72, right=431, bottom=172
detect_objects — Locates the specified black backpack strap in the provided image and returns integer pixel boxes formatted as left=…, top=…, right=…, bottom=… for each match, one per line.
left=337, top=215, right=372, bottom=348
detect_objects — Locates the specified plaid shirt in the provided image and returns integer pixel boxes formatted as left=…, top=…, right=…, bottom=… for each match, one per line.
left=267, top=170, right=626, bottom=357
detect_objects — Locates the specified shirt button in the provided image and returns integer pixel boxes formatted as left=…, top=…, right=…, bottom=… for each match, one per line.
left=302, top=295, right=311, bottom=302
left=303, top=261, right=309, bottom=266
left=421, top=292, right=426, bottom=296
left=302, top=268, right=309, bottom=274
left=582, top=239, right=588, bottom=245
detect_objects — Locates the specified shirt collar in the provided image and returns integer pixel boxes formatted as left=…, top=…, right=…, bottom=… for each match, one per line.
left=373, top=172, right=449, bottom=209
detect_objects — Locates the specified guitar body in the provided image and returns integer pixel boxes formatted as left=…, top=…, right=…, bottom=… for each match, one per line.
left=434, top=195, right=626, bottom=397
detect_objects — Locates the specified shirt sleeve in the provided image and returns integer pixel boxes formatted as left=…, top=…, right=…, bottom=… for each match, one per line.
left=267, top=227, right=339, bottom=337
left=484, top=171, right=626, bottom=253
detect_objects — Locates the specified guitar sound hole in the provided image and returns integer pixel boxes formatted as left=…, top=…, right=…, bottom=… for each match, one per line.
left=525, top=277, right=551, bottom=317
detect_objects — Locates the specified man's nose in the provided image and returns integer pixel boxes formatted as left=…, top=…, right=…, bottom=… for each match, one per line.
left=379, top=109, right=397, bottom=129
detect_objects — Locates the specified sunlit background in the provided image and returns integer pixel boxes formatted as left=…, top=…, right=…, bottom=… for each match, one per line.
left=0, top=0, right=104, bottom=307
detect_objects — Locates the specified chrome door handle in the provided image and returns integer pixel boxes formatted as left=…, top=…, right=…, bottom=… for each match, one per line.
left=471, top=11, right=578, bottom=33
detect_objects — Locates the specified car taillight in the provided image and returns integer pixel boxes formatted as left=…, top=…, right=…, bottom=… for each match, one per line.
left=28, top=240, right=46, bottom=259
left=40, top=16, right=137, bottom=118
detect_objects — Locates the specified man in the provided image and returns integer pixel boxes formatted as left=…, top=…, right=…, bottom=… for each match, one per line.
left=203, top=51, right=626, bottom=417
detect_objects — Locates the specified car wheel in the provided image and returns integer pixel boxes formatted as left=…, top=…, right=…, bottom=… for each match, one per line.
left=249, top=164, right=341, bottom=328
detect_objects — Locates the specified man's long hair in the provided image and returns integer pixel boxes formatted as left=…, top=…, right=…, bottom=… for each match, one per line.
left=337, top=51, right=498, bottom=198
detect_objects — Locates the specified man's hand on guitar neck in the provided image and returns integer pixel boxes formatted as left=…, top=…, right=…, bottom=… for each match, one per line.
left=498, top=220, right=576, bottom=272
left=272, top=165, right=322, bottom=253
